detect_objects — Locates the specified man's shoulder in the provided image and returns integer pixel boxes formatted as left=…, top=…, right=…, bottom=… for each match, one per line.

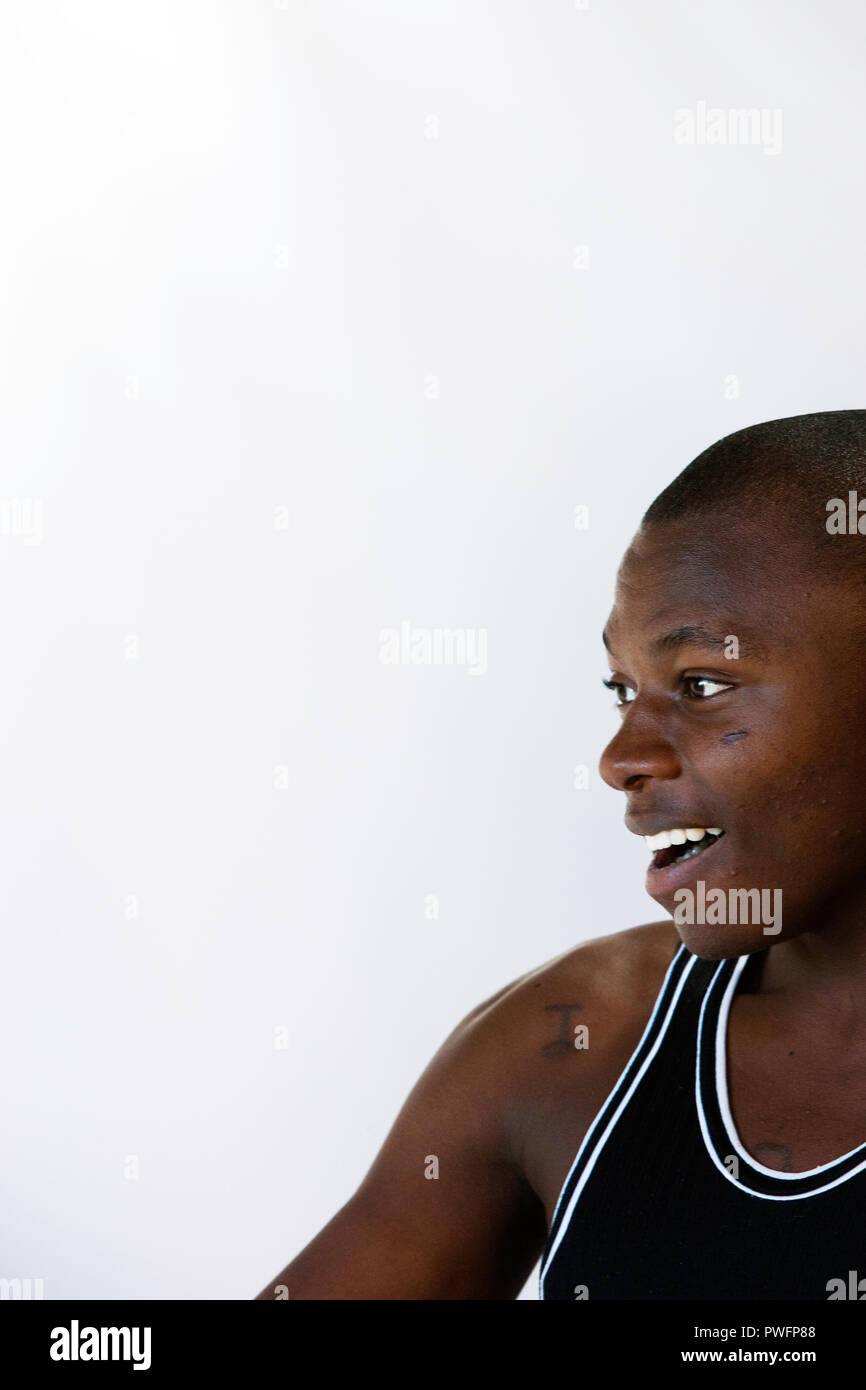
left=538, top=918, right=681, bottom=995
left=466, top=920, right=680, bottom=1028
left=449, top=919, right=682, bottom=1072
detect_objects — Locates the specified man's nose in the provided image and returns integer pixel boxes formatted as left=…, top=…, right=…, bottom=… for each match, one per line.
left=598, top=703, right=681, bottom=791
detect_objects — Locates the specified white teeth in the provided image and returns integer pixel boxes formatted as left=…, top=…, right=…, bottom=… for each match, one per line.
left=644, top=831, right=671, bottom=850
left=643, top=826, right=723, bottom=852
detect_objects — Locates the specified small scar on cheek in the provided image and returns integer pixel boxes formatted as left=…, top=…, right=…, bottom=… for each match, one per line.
left=720, top=729, right=749, bottom=743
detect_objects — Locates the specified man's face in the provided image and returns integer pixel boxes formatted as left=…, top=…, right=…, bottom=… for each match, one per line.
left=599, top=515, right=866, bottom=959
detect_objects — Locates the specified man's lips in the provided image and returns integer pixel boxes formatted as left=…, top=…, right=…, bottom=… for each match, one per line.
left=625, top=814, right=723, bottom=839
left=644, top=829, right=727, bottom=893
left=624, top=815, right=727, bottom=890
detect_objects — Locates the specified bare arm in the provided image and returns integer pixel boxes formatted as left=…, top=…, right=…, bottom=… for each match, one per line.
left=255, top=988, right=547, bottom=1300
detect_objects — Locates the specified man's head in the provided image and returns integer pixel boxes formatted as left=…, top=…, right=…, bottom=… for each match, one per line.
left=599, top=410, right=866, bottom=959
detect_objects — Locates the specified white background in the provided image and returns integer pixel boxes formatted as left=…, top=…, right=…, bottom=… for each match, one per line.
left=2, top=0, right=865, bottom=1299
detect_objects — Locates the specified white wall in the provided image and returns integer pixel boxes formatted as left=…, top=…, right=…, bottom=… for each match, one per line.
left=2, top=0, right=865, bottom=1299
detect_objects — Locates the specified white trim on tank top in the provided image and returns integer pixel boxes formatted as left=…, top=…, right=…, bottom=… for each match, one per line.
left=695, top=955, right=866, bottom=1200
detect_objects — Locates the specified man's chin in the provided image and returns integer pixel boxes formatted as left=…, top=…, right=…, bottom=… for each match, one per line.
left=672, top=919, right=780, bottom=960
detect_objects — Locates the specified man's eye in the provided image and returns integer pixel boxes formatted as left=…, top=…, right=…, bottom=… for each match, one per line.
left=602, top=678, right=636, bottom=706
left=683, top=677, right=733, bottom=699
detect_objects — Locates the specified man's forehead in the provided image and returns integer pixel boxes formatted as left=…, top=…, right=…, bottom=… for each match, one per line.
left=610, top=522, right=816, bottom=648
left=605, top=516, right=864, bottom=662
left=618, top=515, right=803, bottom=585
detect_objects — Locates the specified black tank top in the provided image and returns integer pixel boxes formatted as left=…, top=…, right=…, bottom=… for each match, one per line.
left=540, top=942, right=866, bottom=1300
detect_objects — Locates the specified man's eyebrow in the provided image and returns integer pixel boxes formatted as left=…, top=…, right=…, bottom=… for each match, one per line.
left=601, top=624, right=768, bottom=661
left=650, top=624, right=766, bottom=660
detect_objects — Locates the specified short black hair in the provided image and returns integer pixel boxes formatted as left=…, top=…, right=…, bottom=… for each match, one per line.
left=643, top=410, right=866, bottom=529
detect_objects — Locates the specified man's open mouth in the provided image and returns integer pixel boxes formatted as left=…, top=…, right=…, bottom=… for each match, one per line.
left=644, top=827, right=724, bottom=871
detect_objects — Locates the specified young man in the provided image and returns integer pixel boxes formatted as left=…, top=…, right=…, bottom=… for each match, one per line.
left=258, top=410, right=866, bottom=1300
